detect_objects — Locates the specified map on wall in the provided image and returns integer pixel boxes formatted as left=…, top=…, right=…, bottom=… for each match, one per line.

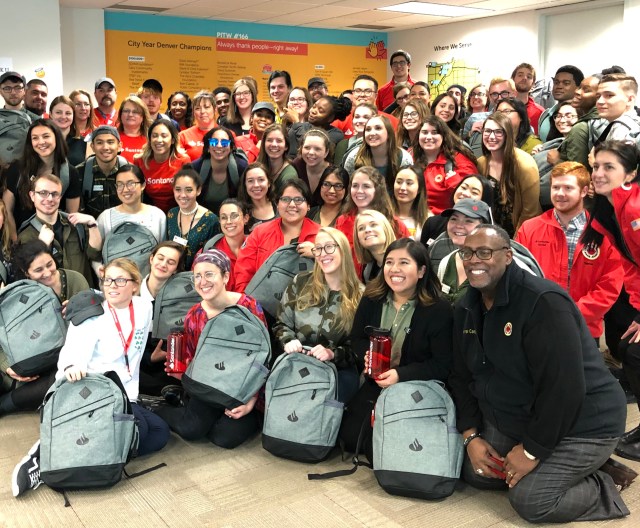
left=104, top=12, right=387, bottom=100
left=426, top=59, right=480, bottom=96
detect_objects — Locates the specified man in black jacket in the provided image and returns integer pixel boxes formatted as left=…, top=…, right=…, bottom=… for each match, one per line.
left=449, top=224, right=633, bottom=523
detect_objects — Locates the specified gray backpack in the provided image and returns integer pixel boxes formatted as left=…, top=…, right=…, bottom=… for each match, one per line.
left=245, top=244, right=314, bottom=317
left=182, top=304, right=271, bottom=409
left=533, top=137, right=564, bottom=208
left=203, top=233, right=224, bottom=252
left=0, top=280, right=67, bottom=377
left=102, top=220, right=158, bottom=276
left=372, top=380, right=463, bottom=499
left=40, top=372, right=138, bottom=490
left=151, top=271, right=201, bottom=339
left=262, top=353, right=344, bottom=462
left=0, top=109, right=32, bottom=165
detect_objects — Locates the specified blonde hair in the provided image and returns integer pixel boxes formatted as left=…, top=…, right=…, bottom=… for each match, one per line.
left=103, top=258, right=142, bottom=295
left=353, top=210, right=396, bottom=265
left=296, top=227, right=363, bottom=334
left=117, top=95, right=153, bottom=137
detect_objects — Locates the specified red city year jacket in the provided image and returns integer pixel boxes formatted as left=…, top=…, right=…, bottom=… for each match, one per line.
left=516, top=209, right=623, bottom=337
left=424, top=151, right=478, bottom=215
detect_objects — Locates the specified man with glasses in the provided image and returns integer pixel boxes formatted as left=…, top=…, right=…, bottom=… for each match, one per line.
left=0, top=71, right=39, bottom=166
left=487, top=77, right=516, bottom=111
left=538, top=66, right=584, bottom=141
left=376, top=50, right=414, bottom=111
left=77, top=126, right=128, bottom=218
left=307, top=77, right=328, bottom=102
left=450, top=223, right=632, bottom=523
left=17, top=173, right=101, bottom=280
left=24, top=79, right=48, bottom=117
left=334, top=75, right=398, bottom=138
left=510, top=64, right=544, bottom=133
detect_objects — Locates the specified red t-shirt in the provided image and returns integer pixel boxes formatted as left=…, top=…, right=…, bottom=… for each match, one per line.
left=120, top=134, right=147, bottom=164
left=94, top=108, right=117, bottom=127
left=134, top=153, right=190, bottom=213
left=179, top=126, right=209, bottom=162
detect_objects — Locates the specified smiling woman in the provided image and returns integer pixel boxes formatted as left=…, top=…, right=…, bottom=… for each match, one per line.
left=339, top=238, right=453, bottom=460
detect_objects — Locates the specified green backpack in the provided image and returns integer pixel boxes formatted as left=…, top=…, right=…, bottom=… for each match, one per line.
left=372, top=380, right=463, bottom=500
left=182, top=304, right=271, bottom=409
left=262, top=353, right=344, bottom=462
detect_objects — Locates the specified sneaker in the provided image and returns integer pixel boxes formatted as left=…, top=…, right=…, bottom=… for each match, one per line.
left=12, top=440, right=43, bottom=497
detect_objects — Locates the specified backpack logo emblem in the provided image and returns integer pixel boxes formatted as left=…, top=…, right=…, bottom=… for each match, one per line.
left=125, top=236, right=135, bottom=245
left=76, top=434, right=90, bottom=446
left=30, top=330, right=41, bottom=340
left=235, top=325, right=245, bottom=336
left=79, top=386, right=92, bottom=399
left=184, top=284, right=194, bottom=293
left=215, top=362, right=226, bottom=370
left=411, top=390, right=423, bottom=403
left=298, top=367, right=310, bottom=378
left=287, top=411, right=299, bottom=422
left=409, top=438, right=423, bottom=452
left=504, top=322, right=512, bottom=336
left=19, top=294, right=29, bottom=304
left=175, top=318, right=184, bottom=326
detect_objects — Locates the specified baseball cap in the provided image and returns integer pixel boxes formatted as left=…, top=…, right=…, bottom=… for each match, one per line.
left=308, top=77, right=326, bottom=88
left=142, top=78, right=163, bottom=93
left=95, top=77, right=116, bottom=90
left=441, top=198, right=491, bottom=222
left=91, top=125, right=121, bottom=142
left=65, top=290, right=105, bottom=326
left=251, top=102, right=276, bottom=117
left=0, top=71, right=26, bottom=85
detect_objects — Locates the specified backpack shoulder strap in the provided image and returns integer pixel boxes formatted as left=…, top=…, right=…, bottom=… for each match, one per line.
left=83, top=156, right=96, bottom=198
left=200, top=159, right=211, bottom=185
left=60, top=211, right=86, bottom=252
left=59, top=161, right=70, bottom=195
left=228, top=155, right=240, bottom=189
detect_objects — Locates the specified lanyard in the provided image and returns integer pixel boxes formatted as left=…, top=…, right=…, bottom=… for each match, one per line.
left=178, top=210, right=197, bottom=239
left=109, top=301, right=135, bottom=374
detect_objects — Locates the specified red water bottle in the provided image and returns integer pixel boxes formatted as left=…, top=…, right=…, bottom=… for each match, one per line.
left=365, top=326, right=392, bottom=379
left=166, top=331, right=187, bottom=374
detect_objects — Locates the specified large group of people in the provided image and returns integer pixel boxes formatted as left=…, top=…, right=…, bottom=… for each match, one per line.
left=2, top=55, right=640, bottom=523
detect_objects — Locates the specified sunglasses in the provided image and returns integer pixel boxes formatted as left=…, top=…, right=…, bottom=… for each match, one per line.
left=209, top=138, right=231, bottom=148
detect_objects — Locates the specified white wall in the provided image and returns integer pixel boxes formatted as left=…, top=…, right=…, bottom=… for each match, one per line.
left=387, top=12, right=540, bottom=88
left=0, top=0, right=63, bottom=105
left=60, top=7, right=106, bottom=96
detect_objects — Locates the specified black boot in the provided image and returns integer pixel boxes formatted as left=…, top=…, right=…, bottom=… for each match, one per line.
left=600, top=457, right=638, bottom=490
left=616, top=441, right=640, bottom=462
left=619, top=424, right=640, bottom=445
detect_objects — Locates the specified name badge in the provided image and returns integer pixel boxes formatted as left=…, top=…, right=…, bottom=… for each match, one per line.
left=173, top=235, right=188, bottom=246
left=93, top=184, right=104, bottom=192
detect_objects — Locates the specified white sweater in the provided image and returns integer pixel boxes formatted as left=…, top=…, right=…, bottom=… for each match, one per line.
left=56, top=296, right=152, bottom=401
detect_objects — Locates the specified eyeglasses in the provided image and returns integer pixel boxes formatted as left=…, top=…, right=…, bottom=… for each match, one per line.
left=1, top=85, right=24, bottom=93
left=554, top=113, right=578, bottom=121
left=209, top=138, right=231, bottom=147
left=289, top=97, right=307, bottom=103
left=116, top=181, right=141, bottom=191
left=101, top=277, right=136, bottom=287
left=353, top=88, right=375, bottom=96
left=234, top=90, right=252, bottom=98
left=34, top=190, right=61, bottom=200
left=193, top=271, right=219, bottom=283
left=471, top=92, right=486, bottom=97
left=403, top=111, right=419, bottom=119
left=489, top=90, right=511, bottom=99
left=391, top=60, right=407, bottom=67
left=321, top=181, right=345, bottom=191
left=122, top=109, right=142, bottom=115
left=74, top=102, right=91, bottom=108
left=220, top=212, right=240, bottom=222
left=497, top=109, right=516, bottom=115
left=396, top=94, right=411, bottom=103
left=311, top=243, right=338, bottom=256
left=459, top=247, right=510, bottom=261
left=482, top=129, right=505, bottom=138
left=279, top=196, right=306, bottom=205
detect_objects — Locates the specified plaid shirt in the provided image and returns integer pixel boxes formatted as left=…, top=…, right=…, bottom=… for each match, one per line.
left=554, top=210, right=587, bottom=278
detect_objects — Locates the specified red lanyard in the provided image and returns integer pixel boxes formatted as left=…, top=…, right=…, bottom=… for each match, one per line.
left=109, top=302, right=135, bottom=374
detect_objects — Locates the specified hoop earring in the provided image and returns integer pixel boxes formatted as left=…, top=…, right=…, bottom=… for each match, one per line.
left=622, top=182, right=633, bottom=191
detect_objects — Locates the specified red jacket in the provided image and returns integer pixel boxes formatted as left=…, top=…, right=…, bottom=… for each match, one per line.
left=424, top=152, right=478, bottom=215
left=233, top=133, right=259, bottom=163
left=376, top=75, right=415, bottom=111
left=592, top=184, right=640, bottom=311
left=526, top=97, right=544, bottom=134
left=234, top=217, right=320, bottom=292
left=516, top=209, right=623, bottom=337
